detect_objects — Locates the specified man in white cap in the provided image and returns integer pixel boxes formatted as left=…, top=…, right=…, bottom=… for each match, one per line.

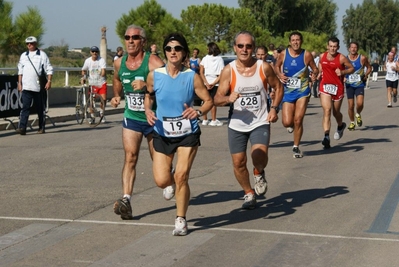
left=17, top=36, right=53, bottom=135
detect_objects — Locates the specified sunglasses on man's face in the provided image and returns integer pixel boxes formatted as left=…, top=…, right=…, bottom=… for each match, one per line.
left=124, top=35, right=142, bottom=41
left=236, top=44, right=253, bottom=50
left=91, top=51, right=98, bottom=53
left=164, top=45, right=184, bottom=52
left=26, top=42, right=35, bottom=45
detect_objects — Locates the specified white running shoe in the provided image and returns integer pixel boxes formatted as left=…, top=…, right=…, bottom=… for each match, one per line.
left=202, top=120, right=209, bottom=126
left=253, top=170, right=267, bottom=196
left=287, top=127, right=294, bottom=133
left=242, top=192, right=256, bottom=210
left=209, top=119, right=223, bottom=126
left=163, top=184, right=176, bottom=200
left=333, top=122, right=346, bottom=140
left=172, top=217, right=188, bottom=236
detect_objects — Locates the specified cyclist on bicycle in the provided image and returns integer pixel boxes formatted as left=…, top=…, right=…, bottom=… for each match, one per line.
left=81, top=46, right=107, bottom=122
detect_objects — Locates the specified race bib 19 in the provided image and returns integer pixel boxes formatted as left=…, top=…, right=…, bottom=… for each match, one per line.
left=162, top=115, right=192, bottom=137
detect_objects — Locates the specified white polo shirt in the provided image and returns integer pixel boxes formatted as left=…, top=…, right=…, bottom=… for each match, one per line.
left=17, top=49, right=53, bottom=92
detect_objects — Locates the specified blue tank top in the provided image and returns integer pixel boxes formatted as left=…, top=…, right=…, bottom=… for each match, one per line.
left=189, top=58, right=200, bottom=74
left=153, top=66, right=199, bottom=137
left=282, top=48, right=310, bottom=102
left=345, top=55, right=365, bottom=88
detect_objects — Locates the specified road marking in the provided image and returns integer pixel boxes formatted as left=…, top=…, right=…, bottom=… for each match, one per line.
left=89, top=231, right=214, bottom=266
left=368, top=173, right=399, bottom=234
left=1, top=216, right=399, bottom=243
left=0, top=223, right=91, bottom=266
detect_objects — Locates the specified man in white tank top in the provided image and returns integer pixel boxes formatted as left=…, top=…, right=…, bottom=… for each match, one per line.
left=214, top=31, right=283, bottom=210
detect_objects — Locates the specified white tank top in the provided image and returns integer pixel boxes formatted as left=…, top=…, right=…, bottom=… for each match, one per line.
left=228, top=60, right=269, bottom=131
left=385, top=61, right=398, bottom=81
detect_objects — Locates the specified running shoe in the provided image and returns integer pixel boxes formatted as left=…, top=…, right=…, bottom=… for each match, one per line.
left=163, top=184, right=176, bottom=200
left=287, top=127, right=294, bottom=133
left=209, top=119, right=223, bottom=126
left=333, top=122, right=346, bottom=140
left=242, top=192, right=257, bottom=210
left=387, top=103, right=392, bottom=108
left=292, top=146, right=303, bottom=158
left=101, top=115, right=106, bottom=123
left=355, top=114, right=362, bottom=127
left=253, top=170, right=267, bottom=196
left=348, top=122, right=356, bottom=131
left=322, top=136, right=331, bottom=149
left=201, top=120, right=209, bottom=126
left=394, top=94, right=398, bottom=103
left=172, top=217, right=188, bottom=236
left=113, top=197, right=133, bottom=220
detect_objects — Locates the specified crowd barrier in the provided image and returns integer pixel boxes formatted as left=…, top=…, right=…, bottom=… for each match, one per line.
left=0, top=74, right=54, bottom=130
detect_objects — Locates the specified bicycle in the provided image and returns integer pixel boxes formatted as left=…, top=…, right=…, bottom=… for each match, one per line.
left=75, top=84, right=105, bottom=127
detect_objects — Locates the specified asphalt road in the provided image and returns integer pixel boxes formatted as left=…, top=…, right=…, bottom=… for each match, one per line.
left=1, top=79, right=399, bottom=267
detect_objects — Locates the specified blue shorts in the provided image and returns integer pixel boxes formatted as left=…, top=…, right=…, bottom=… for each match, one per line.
left=228, top=124, right=270, bottom=154
left=346, top=85, right=364, bottom=99
left=122, top=117, right=153, bottom=137
left=283, top=87, right=310, bottom=103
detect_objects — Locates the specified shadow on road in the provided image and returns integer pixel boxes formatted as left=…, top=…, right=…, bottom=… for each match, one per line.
left=189, top=186, right=349, bottom=230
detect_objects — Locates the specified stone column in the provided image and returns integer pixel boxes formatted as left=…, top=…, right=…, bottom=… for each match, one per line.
left=100, top=26, right=107, bottom=60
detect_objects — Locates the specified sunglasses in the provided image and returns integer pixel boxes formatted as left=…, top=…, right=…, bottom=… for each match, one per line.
left=124, top=35, right=142, bottom=41
left=91, top=51, right=98, bottom=53
left=164, top=45, right=184, bottom=52
left=236, top=44, right=253, bottom=49
left=26, top=42, right=34, bottom=45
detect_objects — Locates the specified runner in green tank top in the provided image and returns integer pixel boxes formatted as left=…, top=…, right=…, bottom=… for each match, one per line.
left=111, top=24, right=164, bottom=220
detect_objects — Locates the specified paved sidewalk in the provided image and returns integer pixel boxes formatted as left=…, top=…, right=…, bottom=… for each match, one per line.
left=0, top=100, right=125, bottom=131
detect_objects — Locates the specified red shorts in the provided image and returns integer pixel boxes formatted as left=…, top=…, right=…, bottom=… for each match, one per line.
left=91, top=83, right=107, bottom=95
left=319, top=82, right=344, bottom=101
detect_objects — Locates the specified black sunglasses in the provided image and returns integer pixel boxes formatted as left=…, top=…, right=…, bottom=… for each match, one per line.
left=236, top=44, right=253, bottom=49
left=26, top=42, right=34, bottom=45
left=124, top=35, right=142, bottom=41
left=91, top=51, right=98, bottom=53
left=164, top=45, right=184, bottom=52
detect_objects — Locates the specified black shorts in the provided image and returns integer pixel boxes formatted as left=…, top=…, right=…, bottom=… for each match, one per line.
left=209, top=86, right=218, bottom=98
left=153, top=130, right=201, bottom=155
left=386, top=79, right=398, bottom=89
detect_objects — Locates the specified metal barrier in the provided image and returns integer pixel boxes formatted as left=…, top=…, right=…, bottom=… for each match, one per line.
left=0, top=67, right=114, bottom=87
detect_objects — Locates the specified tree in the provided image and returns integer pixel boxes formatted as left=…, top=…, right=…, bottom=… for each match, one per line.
left=181, top=4, right=271, bottom=54
left=0, top=2, right=45, bottom=64
left=115, top=0, right=189, bottom=52
left=342, top=0, right=399, bottom=57
left=238, top=0, right=337, bottom=37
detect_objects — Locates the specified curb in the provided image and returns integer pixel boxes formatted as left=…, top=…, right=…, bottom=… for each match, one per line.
left=1, top=107, right=125, bottom=131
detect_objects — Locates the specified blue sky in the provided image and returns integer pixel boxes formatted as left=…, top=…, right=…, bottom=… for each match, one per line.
left=11, top=0, right=362, bottom=53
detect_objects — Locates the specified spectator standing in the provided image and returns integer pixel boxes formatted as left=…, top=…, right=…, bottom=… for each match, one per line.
left=113, top=46, right=124, bottom=61
left=371, top=59, right=379, bottom=82
left=199, top=42, right=225, bottom=126
left=17, top=36, right=53, bottom=135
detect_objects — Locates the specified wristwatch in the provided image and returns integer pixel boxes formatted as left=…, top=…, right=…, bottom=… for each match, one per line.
left=270, top=106, right=279, bottom=113
left=196, top=109, right=203, bottom=117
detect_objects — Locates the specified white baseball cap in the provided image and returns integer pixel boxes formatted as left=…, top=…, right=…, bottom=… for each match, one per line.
left=25, top=36, right=37, bottom=43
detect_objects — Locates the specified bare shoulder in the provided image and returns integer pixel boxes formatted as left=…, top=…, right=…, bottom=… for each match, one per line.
left=148, top=54, right=165, bottom=71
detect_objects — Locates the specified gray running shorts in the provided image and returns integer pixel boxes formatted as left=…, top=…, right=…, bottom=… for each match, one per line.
left=228, top=124, right=270, bottom=154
